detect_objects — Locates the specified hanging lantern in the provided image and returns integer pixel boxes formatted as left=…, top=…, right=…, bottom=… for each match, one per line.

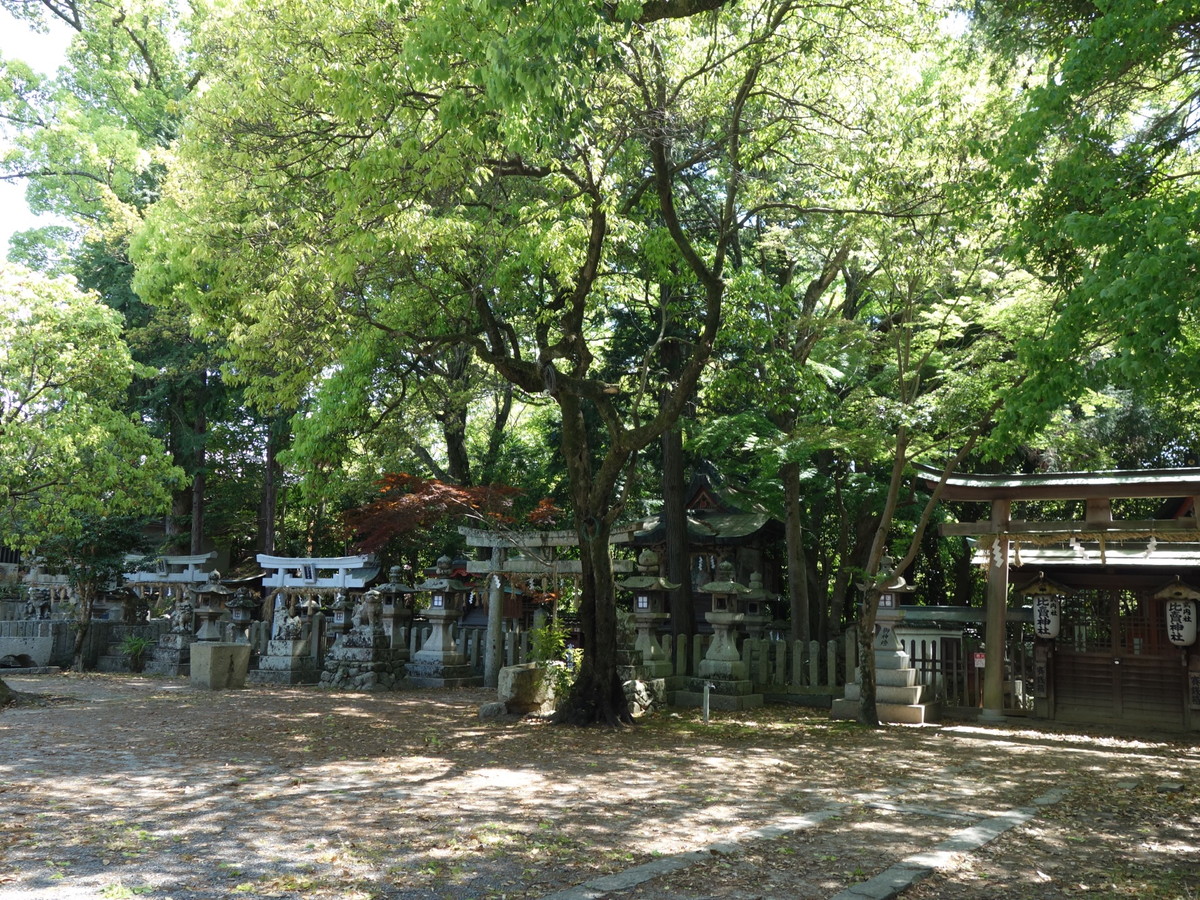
left=1154, top=578, right=1200, bottom=648
left=1033, top=595, right=1061, bottom=639
left=1019, top=573, right=1070, bottom=641
left=1167, top=600, right=1197, bottom=647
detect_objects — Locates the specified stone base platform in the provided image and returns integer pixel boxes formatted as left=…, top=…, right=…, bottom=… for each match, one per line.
left=321, top=644, right=409, bottom=692
left=674, top=675, right=763, bottom=710
left=830, top=696, right=942, bottom=724
left=406, top=660, right=482, bottom=689
left=145, top=633, right=192, bottom=677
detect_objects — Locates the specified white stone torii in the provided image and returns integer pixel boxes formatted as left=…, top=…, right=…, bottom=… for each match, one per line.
left=124, top=552, right=217, bottom=588
left=257, top=554, right=379, bottom=592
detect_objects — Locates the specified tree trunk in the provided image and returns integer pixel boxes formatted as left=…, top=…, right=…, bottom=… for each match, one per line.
left=662, top=422, right=694, bottom=637
left=257, top=414, right=287, bottom=555
left=551, top=393, right=631, bottom=727
left=782, top=461, right=811, bottom=644
left=555, top=518, right=631, bottom=726
left=71, top=589, right=95, bottom=672
left=856, top=588, right=880, bottom=726
left=190, top=379, right=207, bottom=555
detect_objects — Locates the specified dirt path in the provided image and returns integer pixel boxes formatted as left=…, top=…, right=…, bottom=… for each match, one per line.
left=1, top=673, right=1197, bottom=899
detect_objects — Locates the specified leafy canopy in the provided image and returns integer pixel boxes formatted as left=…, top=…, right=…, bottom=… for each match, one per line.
left=0, top=261, right=183, bottom=548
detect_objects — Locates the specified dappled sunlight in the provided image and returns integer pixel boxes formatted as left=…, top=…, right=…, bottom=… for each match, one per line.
left=3, top=677, right=1199, bottom=899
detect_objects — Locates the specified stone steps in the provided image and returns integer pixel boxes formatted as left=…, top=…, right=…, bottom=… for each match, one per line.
left=829, top=696, right=942, bottom=725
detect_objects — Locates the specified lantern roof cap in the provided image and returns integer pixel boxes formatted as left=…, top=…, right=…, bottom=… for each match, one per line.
left=1153, top=575, right=1200, bottom=601
left=191, top=571, right=233, bottom=596
left=699, top=560, right=750, bottom=595
left=743, top=571, right=776, bottom=602
left=616, top=575, right=681, bottom=592
left=1017, top=573, right=1074, bottom=596
left=415, top=576, right=472, bottom=593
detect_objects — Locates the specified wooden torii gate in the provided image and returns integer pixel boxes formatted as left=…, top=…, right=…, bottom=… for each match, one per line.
left=921, top=465, right=1200, bottom=722
left=458, top=526, right=638, bottom=687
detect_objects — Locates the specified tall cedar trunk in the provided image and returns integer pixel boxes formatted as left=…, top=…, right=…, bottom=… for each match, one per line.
left=166, top=408, right=188, bottom=542
left=190, top=374, right=207, bottom=555
left=782, top=461, right=811, bottom=644
left=256, top=415, right=286, bottom=554
left=662, top=422, right=694, bottom=637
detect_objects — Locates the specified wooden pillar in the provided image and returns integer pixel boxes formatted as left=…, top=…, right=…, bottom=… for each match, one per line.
left=982, top=499, right=1010, bottom=721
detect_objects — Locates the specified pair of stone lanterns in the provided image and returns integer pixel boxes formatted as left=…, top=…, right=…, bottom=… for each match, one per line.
left=628, top=554, right=771, bottom=712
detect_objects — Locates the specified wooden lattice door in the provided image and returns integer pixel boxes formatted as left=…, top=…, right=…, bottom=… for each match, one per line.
left=1053, top=589, right=1185, bottom=729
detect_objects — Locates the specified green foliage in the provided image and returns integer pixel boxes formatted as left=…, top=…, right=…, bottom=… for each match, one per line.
left=978, top=0, right=1200, bottom=439
left=119, top=634, right=154, bottom=671
left=529, top=618, right=581, bottom=704
left=0, top=263, right=183, bottom=548
left=530, top=618, right=569, bottom=665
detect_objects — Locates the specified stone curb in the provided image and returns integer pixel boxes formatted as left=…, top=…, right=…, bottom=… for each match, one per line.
left=829, top=788, right=1068, bottom=900
left=539, top=787, right=1067, bottom=900
left=536, top=807, right=844, bottom=900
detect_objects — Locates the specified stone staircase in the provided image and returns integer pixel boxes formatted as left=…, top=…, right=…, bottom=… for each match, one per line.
left=831, top=625, right=940, bottom=724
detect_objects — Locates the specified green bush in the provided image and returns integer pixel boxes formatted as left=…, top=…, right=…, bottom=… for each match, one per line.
left=120, top=635, right=155, bottom=673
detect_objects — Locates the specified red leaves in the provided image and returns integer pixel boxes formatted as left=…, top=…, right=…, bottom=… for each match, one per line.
left=345, top=474, right=519, bottom=551
left=345, top=474, right=565, bottom=552
left=527, top=498, right=563, bottom=527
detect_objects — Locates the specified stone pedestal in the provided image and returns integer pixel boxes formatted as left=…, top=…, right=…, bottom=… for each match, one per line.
left=405, top=609, right=482, bottom=688
left=247, top=638, right=320, bottom=685
left=321, top=628, right=410, bottom=691
left=831, top=625, right=940, bottom=724
left=190, top=642, right=251, bottom=690
left=674, top=611, right=763, bottom=710
left=145, top=631, right=194, bottom=676
left=633, top=617, right=673, bottom=679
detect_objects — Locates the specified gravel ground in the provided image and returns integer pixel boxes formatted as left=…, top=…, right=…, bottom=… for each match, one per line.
left=1, top=673, right=1197, bottom=900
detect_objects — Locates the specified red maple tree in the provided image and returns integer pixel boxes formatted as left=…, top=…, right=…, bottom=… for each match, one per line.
left=343, top=473, right=525, bottom=552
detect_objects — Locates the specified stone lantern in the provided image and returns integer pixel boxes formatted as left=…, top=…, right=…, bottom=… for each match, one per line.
left=681, top=559, right=761, bottom=710
left=226, top=588, right=258, bottom=641
left=699, top=559, right=750, bottom=664
left=330, top=592, right=353, bottom=636
left=189, top=571, right=233, bottom=641
left=406, top=556, right=481, bottom=687
left=615, top=549, right=677, bottom=678
left=741, top=572, right=776, bottom=639
left=377, top=565, right=416, bottom=650
left=187, top=572, right=251, bottom=689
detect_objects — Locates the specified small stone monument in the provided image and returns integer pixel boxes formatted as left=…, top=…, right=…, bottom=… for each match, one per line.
left=831, top=623, right=940, bottom=724
left=145, top=597, right=195, bottom=676
left=247, top=590, right=321, bottom=685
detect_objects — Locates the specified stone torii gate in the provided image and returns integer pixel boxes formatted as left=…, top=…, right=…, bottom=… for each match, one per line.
left=920, top=465, right=1200, bottom=722
left=458, top=526, right=638, bottom=687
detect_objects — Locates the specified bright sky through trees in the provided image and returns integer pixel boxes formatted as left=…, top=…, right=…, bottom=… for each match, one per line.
left=0, top=9, right=69, bottom=251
